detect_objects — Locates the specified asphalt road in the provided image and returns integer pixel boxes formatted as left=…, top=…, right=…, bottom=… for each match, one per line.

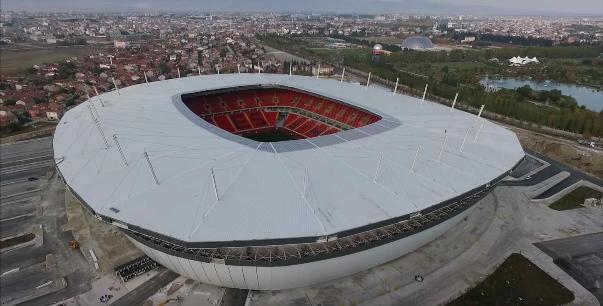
left=111, top=269, right=179, bottom=306
left=535, top=232, right=603, bottom=304
left=0, top=137, right=92, bottom=306
left=501, top=149, right=602, bottom=200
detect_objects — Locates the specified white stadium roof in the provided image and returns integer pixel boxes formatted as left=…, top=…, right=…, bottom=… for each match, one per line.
left=53, top=74, right=524, bottom=244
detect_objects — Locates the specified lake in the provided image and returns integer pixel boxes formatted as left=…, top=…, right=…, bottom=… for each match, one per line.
left=479, top=77, right=603, bottom=112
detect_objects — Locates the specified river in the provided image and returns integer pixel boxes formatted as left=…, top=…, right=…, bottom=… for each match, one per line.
left=479, top=77, right=603, bottom=112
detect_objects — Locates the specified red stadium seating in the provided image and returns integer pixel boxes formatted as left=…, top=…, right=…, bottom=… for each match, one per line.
left=182, top=87, right=380, bottom=139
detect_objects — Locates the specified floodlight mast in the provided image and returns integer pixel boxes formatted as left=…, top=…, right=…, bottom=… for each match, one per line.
left=421, top=83, right=428, bottom=102
left=450, top=92, right=458, bottom=111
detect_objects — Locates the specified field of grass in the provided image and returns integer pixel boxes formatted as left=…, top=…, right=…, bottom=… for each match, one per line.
left=448, top=253, right=574, bottom=306
left=549, top=186, right=602, bottom=211
left=0, top=45, right=105, bottom=75
left=240, top=129, right=299, bottom=142
left=0, top=121, right=57, bottom=138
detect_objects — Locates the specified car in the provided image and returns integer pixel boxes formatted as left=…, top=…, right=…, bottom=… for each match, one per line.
left=27, top=177, right=39, bottom=181
left=524, top=175, right=532, bottom=180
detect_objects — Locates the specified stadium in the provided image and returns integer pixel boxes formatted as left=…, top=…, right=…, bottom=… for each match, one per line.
left=53, top=74, right=525, bottom=290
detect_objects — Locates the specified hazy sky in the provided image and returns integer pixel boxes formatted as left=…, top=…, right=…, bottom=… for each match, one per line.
left=2, top=0, right=602, bottom=15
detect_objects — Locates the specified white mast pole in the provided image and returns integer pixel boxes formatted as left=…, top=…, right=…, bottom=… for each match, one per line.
left=143, top=71, right=148, bottom=84
left=211, top=167, right=219, bottom=201
left=237, top=64, right=241, bottom=74
left=112, top=134, right=128, bottom=166
left=473, top=119, right=485, bottom=143
left=436, top=130, right=447, bottom=163
left=374, top=153, right=384, bottom=182
left=177, top=67, right=181, bottom=78
left=340, top=67, right=345, bottom=83
left=112, top=77, right=120, bottom=95
left=198, top=67, right=201, bottom=76
left=421, top=83, right=428, bottom=102
left=393, top=77, right=399, bottom=94
left=302, top=166, right=308, bottom=198
left=88, top=105, right=109, bottom=149
left=316, top=64, right=320, bottom=79
left=289, top=62, right=292, bottom=76
left=410, top=145, right=422, bottom=173
left=475, top=105, right=485, bottom=122
left=366, top=72, right=371, bottom=87
left=144, top=151, right=159, bottom=185
left=450, top=92, right=458, bottom=111
left=460, top=127, right=471, bottom=153
left=93, top=86, right=104, bottom=107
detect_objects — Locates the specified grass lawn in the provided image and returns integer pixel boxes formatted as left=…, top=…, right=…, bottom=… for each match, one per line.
left=549, top=186, right=602, bottom=211
left=0, top=121, right=57, bottom=138
left=448, top=253, right=574, bottom=306
left=0, top=45, right=106, bottom=75
left=240, top=129, right=299, bottom=142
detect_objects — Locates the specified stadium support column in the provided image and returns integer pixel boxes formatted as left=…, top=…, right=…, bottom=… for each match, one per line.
left=93, top=86, right=105, bottom=107
left=374, top=153, right=384, bottom=182
left=450, top=92, right=458, bottom=111
left=436, top=130, right=447, bottom=163
left=473, top=120, right=485, bottom=143
left=113, top=134, right=128, bottom=166
left=211, top=167, right=219, bottom=201
left=88, top=105, right=109, bottom=149
left=112, top=78, right=120, bottom=95
left=410, top=145, right=422, bottom=173
left=421, top=83, right=428, bottom=102
left=303, top=166, right=308, bottom=198
left=144, top=151, right=159, bottom=185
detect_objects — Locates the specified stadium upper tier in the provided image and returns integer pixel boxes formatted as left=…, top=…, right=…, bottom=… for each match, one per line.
left=53, top=74, right=524, bottom=247
left=182, top=87, right=381, bottom=139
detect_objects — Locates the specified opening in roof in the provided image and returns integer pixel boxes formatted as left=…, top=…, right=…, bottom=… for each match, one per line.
left=181, top=85, right=381, bottom=142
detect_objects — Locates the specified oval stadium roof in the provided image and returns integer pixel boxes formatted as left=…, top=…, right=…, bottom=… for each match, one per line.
left=53, top=74, right=524, bottom=244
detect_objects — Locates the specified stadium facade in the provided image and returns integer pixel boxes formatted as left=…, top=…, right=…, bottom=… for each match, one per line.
left=53, top=74, right=524, bottom=290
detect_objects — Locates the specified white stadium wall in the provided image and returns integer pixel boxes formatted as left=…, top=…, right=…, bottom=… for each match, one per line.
left=126, top=203, right=476, bottom=290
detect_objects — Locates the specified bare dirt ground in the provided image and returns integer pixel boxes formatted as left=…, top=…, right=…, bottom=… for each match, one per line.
left=510, top=126, right=603, bottom=179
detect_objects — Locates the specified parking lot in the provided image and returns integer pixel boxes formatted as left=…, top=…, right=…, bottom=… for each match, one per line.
left=1, top=137, right=92, bottom=306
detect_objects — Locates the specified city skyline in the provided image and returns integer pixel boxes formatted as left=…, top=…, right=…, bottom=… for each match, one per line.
left=2, top=0, right=603, bottom=16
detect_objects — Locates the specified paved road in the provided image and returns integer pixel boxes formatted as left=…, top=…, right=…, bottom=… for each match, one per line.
left=0, top=137, right=92, bottom=306
left=535, top=232, right=603, bottom=304
left=111, top=269, right=179, bottom=306
left=501, top=149, right=602, bottom=200
left=525, top=149, right=602, bottom=199
left=1, top=138, right=54, bottom=182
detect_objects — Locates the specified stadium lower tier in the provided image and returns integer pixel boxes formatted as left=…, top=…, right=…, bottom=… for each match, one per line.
left=108, top=170, right=506, bottom=290
left=181, top=86, right=381, bottom=140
